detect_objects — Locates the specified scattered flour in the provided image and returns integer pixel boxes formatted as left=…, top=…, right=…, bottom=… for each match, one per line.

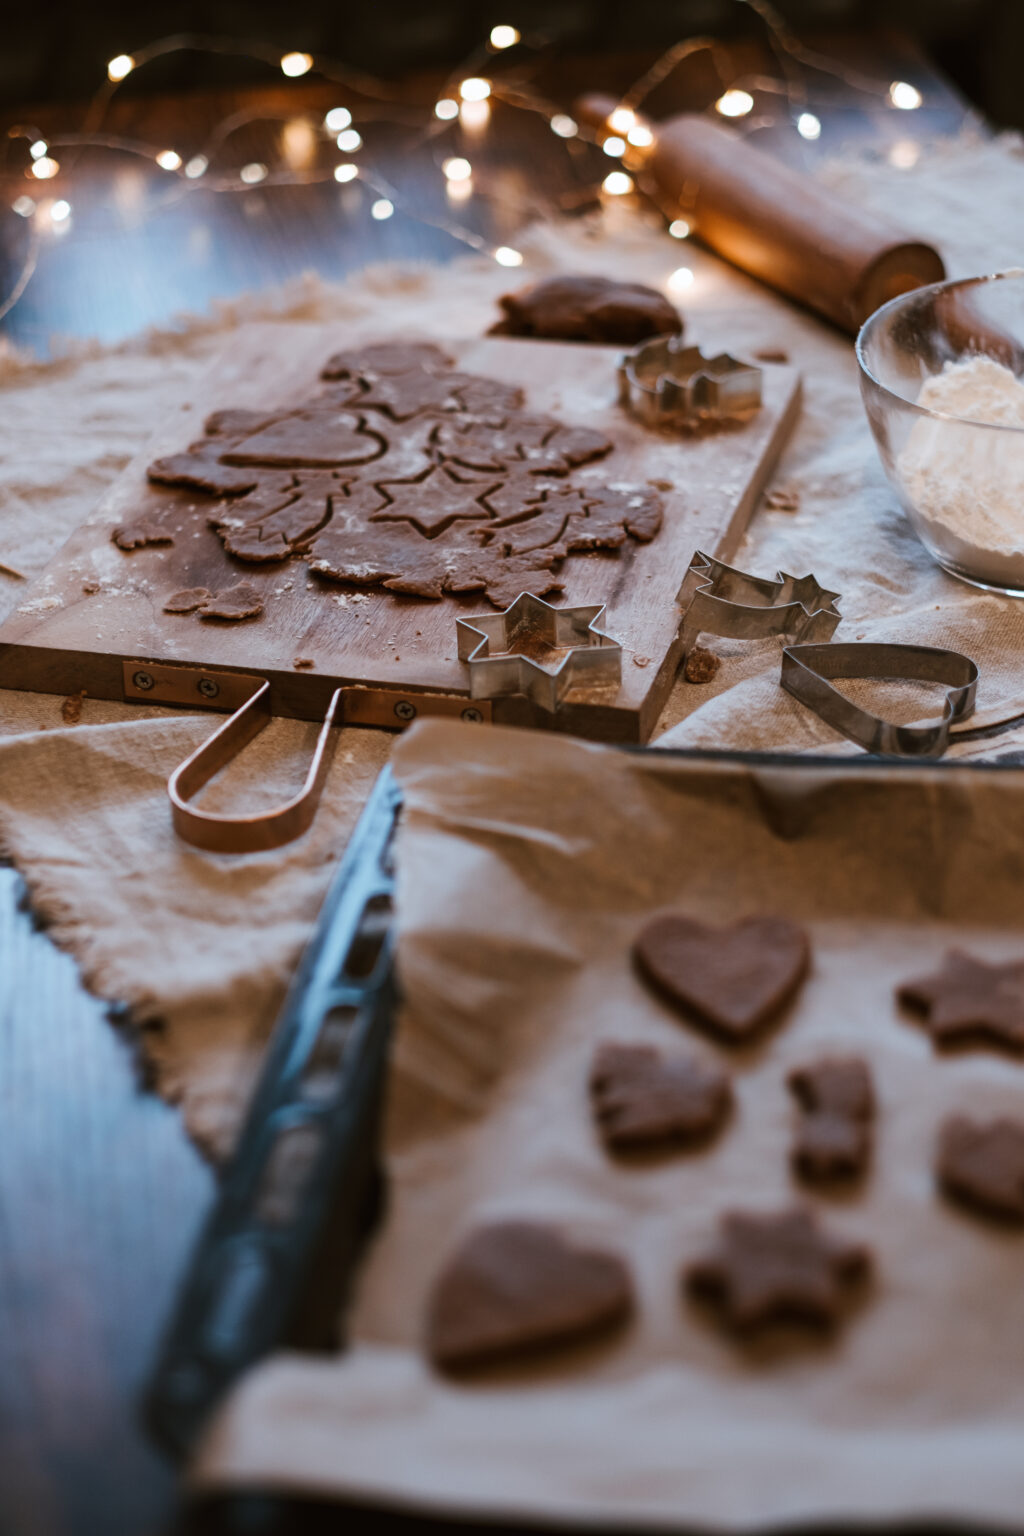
left=897, top=355, right=1024, bottom=584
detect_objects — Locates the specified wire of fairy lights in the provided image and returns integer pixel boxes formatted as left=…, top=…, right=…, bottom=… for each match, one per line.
left=0, top=9, right=928, bottom=331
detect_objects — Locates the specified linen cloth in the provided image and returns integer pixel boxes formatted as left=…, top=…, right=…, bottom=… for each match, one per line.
left=3, top=131, right=1024, bottom=1155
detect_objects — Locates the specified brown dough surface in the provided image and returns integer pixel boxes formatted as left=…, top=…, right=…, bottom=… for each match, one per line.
left=112, top=513, right=175, bottom=551
left=937, top=1115, right=1024, bottom=1223
left=685, top=1206, right=872, bottom=1335
left=683, top=646, right=721, bottom=684
left=897, top=949, right=1024, bottom=1053
left=788, top=1058, right=875, bottom=1183
left=136, top=344, right=663, bottom=608
left=164, top=582, right=263, bottom=621
left=489, top=274, right=683, bottom=344
left=634, top=914, right=810, bottom=1043
left=589, top=1042, right=731, bottom=1151
left=426, top=1220, right=633, bottom=1371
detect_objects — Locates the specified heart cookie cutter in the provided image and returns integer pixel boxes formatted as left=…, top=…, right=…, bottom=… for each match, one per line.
left=678, top=551, right=842, bottom=653
left=619, top=338, right=762, bottom=427
left=781, top=642, right=980, bottom=758
left=456, top=592, right=622, bottom=713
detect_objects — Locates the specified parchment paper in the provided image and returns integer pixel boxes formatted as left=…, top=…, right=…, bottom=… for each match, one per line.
left=195, top=719, right=1024, bottom=1531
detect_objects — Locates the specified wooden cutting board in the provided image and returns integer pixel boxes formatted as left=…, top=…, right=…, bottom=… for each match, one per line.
left=0, top=325, right=800, bottom=743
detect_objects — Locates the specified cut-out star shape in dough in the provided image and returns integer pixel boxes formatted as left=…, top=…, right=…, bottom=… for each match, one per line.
left=897, top=949, right=1024, bottom=1053
left=685, top=1207, right=871, bottom=1334
left=370, top=464, right=500, bottom=538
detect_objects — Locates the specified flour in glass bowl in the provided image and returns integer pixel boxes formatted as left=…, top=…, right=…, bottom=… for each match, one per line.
left=897, top=355, right=1024, bottom=584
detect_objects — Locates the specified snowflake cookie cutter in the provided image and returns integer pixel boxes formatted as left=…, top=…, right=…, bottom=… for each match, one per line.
left=677, top=551, right=842, bottom=653
left=618, top=337, right=763, bottom=427
left=456, top=592, right=622, bottom=713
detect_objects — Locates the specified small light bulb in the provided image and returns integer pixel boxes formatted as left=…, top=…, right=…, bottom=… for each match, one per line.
left=489, top=24, right=519, bottom=49
left=602, top=170, right=633, bottom=196
left=796, top=112, right=821, bottom=141
left=336, top=128, right=362, bottom=152
left=667, top=266, right=694, bottom=294
left=371, top=198, right=394, bottom=220
left=435, top=97, right=459, bottom=121
left=494, top=246, right=523, bottom=267
left=156, top=149, right=182, bottom=171
left=280, top=52, right=313, bottom=78
left=107, top=54, right=135, bottom=82
left=460, top=77, right=491, bottom=102
left=627, top=124, right=653, bottom=147
left=668, top=218, right=690, bottom=239
left=30, top=157, right=59, bottom=180
left=240, top=162, right=267, bottom=184
left=889, top=80, right=922, bottom=111
left=716, top=89, right=755, bottom=118
left=12, top=196, right=35, bottom=217
left=550, top=113, right=577, bottom=138
left=602, top=135, right=626, bottom=158
left=324, top=107, right=352, bottom=132
left=29, top=140, right=47, bottom=160
left=50, top=199, right=71, bottom=223
left=607, top=107, right=635, bottom=135
left=442, top=157, right=472, bottom=181
left=334, top=162, right=358, bottom=183
left=184, top=155, right=208, bottom=178
left=888, top=139, right=920, bottom=169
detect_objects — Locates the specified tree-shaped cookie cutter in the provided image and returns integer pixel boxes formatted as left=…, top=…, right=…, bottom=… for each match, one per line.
left=619, top=337, right=763, bottom=426
left=678, top=550, right=842, bottom=653
left=456, top=592, right=622, bottom=713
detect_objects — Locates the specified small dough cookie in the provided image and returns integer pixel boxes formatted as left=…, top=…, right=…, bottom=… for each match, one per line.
left=112, top=514, right=175, bottom=551
left=589, top=1042, right=731, bottom=1151
left=685, top=1206, right=872, bottom=1335
left=897, top=949, right=1024, bottom=1053
left=634, top=914, right=810, bottom=1043
left=937, top=1114, right=1024, bottom=1223
left=788, top=1057, right=874, bottom=1183
left=427, top=1220, right=633, bottom=1371
left=489, top=274, right=683, bottom=344
left=164, top=582, right=264, bottom=620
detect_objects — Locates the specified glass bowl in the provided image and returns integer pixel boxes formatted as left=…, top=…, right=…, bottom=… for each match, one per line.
left=857, top=269, right=1024, bottom=595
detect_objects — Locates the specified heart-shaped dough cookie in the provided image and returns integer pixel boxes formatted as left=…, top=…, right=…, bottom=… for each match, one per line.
left=427, top=1220, right=633, bottom=1371
left=634, top=914, right=810, bottom=1042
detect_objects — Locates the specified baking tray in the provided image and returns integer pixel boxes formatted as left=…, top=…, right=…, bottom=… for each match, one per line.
left=150, top=742, right=1024, bottom=1535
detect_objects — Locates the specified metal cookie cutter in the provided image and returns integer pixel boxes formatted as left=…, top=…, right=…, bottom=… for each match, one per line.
left=456, top=591, right=621, bottom=713
left=781, top=642, right=980, bottom=758
left=619, top=337, right=763, bottom=427
left=678, top=551, right=841, bottom=653
left=160, top=670, right=492, bottom=855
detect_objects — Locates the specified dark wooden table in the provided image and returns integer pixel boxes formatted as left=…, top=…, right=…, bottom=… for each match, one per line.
left=0, top=34, right=974, bottom=1536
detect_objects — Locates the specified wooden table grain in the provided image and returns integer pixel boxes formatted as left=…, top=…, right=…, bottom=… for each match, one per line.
left=0, top=37, right=975, bottom=1536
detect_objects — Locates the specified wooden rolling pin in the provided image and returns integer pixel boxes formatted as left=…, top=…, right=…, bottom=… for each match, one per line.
left=576, top=94, right=945, bottom=334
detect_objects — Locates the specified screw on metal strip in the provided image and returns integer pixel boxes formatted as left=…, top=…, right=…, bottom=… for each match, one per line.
left=677, top=550, right=841, bottom=654
left=780, top=642, right=980, bottom=758
left=456, top=591, right=621, bottom=713
left=619, top=337, right=763, bottom=427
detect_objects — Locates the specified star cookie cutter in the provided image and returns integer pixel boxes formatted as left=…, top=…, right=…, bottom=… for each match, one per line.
left=619, top=337, right=763, bottom=426
left=456, top=592, right=621, bottom=713
left=781, top=642, right=980, bottom=758
left=678, top=551, right=841, bottom=652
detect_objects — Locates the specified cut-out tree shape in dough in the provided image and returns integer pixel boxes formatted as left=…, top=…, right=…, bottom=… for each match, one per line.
left=135, top=341, right=663, bottom=607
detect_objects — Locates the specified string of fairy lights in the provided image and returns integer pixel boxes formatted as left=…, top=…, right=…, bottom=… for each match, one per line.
left=0, top=7, right=929, bottom=328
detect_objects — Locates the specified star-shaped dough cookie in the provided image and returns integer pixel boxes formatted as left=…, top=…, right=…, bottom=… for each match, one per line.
left=897, top=950, right=1024, bottom=1053
left=685, top=1207, right=872, bottom=1333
